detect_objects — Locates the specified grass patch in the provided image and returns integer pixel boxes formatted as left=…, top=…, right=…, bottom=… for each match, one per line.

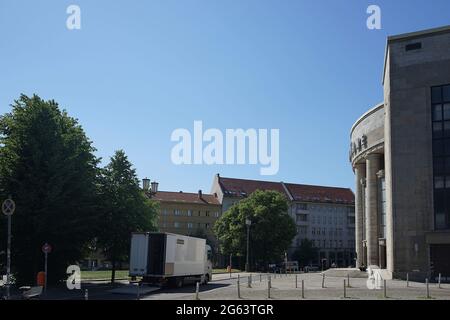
left=81, top=270, right=130, bottom=281
left=213, top=269, right=241, bottom=274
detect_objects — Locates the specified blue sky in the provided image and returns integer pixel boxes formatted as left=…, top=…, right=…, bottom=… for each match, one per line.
left=1, top=0, right=450, bottom=193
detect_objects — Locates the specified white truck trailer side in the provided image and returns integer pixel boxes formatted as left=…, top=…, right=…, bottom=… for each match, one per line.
left=129, top=232, right=212, bottom=287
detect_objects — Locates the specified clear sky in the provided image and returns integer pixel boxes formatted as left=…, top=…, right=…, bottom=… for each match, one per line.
left=1, top=0, right=450, bottom=193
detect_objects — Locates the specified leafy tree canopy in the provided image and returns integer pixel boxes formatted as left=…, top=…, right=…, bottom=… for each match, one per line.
left=214, top=190, right=296, bottom=268
left=96, top=150, right=158, bottom=282
left=0, top=94, right=101, bottom=284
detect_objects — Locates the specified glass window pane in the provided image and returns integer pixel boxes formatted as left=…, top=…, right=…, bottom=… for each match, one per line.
left=435, top=212, right=446, bottom=229
left=445, top=139, right=450, bottom=154
left=444, top=121, right=450, bottom=138
left=433, top=104, right=443, bottom=121
left=435, top=176, right=445, bottom=189
left=443, top=85, right=450, bottom=102
left=433, top=140, right=444, bottom=156
left=434, top=157, right=444, bottom=174
left=432, top=87, right=442, bottom=103
left=433, top=122, right=443, bottom=138
left=444, top=104, right=450, bottom=120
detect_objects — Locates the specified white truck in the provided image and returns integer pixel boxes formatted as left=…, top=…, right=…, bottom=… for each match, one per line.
left=129, top=232, right=212, bottom=287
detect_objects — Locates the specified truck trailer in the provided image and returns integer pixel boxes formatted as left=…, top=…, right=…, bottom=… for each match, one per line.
left=129, top=232, right=212, bottom=287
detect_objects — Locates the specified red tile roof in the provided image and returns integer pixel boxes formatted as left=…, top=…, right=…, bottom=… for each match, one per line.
left=218, top=177, right=290, bottom=198
left=151, top=191, right=221, bottom=205
left=284, top=183, right=354, bottom=204
left=218, top=176, right=354, bottom=204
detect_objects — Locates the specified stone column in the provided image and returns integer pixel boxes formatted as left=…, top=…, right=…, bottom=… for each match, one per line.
left=354, top=163, right=366, bottom=268
left=366, top=154, right=381, bottom=267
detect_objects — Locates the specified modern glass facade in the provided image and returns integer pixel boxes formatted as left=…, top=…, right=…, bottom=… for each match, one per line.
left=431, top=85, right=450, bottom=230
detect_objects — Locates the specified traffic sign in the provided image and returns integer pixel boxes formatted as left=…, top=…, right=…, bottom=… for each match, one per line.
left=2, top=199, right=15, bottom=216
left=42, top=243, right=52, bottom=254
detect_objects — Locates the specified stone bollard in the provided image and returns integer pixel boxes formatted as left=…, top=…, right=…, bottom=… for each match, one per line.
left=137, top=282, right=140, bottom=300
left=195, top=282, right=200, bottom=300
left=347, top=274, right=351, bottom=288
left=301, top=280, right=305, bottom=299
left=84, top=289, right=88, bottom=300
left=438, top=273, right=441, bottom=289
left=343, top=280, right=347, bottom=298
left=384, top=280, right=387, bottom=298
left=237, top=275, right=241, bottom=299
left=406, top=273, right=409, bottom=287
left=247, top=274, right=252, bottom=288
left=426, top=278, right=430, bottom=299
left=322, top=274, right=325, bottom=288
left=295, top=275, right=298, bottom=288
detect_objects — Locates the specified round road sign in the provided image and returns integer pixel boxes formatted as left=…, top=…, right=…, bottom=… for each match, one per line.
left=2, top=199, right=15, bottom=216
left=42, top=243, right=52, bottom=254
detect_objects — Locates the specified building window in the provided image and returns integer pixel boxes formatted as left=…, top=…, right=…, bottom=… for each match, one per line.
left=198, top=211, right=201, bottom=217
left=205, top=211, right=210, bottom=217
left=214, top=211, right=220, bottom=218
left=161, top=209, right=168, bottom=216
left=296, top=203, right=308, bottom=211
left=296, top=214, right=308, bottom=222
left=205, top=223, right=210, bottom=229
left=174, top=222, right=180, bottom=228
left=311, top=227, right=316, bottom=235
left=379, top=177, right=387, bottom=238
left=431, top=85, right=450, bottom=230
left=174, top=209, right=182, bottom=216
left=187, top=210, right=193, bottom=217
left=187, top=223, right=193, bottom=229
left=298, top=226, right=307, bottom=235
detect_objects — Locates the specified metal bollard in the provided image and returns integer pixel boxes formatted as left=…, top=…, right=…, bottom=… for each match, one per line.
left=195, top=282, right=200, bottom=300
left=248, top=274, right=252, bottom=288
left=301, top=280, right=305, bottom=299
left=426, top=278, right=430, bottom=299
left=343, top=280, right=347, bottom=298
left=347, top=274, right=351, bottom=288
left=237, top=275, right=241, bottom=299
left=384, top=280, right=387, bottom=298
left=438, top=273, right=441, bottom=289
left=84, top=289, right=88, bottom=300
left=137, top=282, right=140, bottom=300
left=295, top=275, right=298, bottom=288
left=406, top=273, right=409, bottom=287
left=322, top=274, right=325, bottom=288
left=267, top=276, right=271, bottom=299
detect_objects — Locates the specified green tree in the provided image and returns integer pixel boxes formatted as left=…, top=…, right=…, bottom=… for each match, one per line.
left=0, top=94, right=101, bottom=284
left=97, top=150, right=158, bottom=283
left=214, top=190, right=296, bottom=270
left=292, top=239, right=318, bottom=268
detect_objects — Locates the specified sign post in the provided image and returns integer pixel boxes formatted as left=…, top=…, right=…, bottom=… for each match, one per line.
left=2, top=198, right=16, bottom=300
left=42, top=243, right=52, bottom=293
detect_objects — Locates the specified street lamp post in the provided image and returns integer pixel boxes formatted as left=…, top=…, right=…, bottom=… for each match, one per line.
left=2, top=197, right=15, bottom=300
left=245, top=218, right=251, bottom=272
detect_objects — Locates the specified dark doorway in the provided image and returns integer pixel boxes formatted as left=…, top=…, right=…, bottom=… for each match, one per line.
left=430, top=244, right=450, bottom=281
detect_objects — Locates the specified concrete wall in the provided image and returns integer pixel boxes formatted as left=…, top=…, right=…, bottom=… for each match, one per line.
left=385, top=31, right=450, bottom=279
